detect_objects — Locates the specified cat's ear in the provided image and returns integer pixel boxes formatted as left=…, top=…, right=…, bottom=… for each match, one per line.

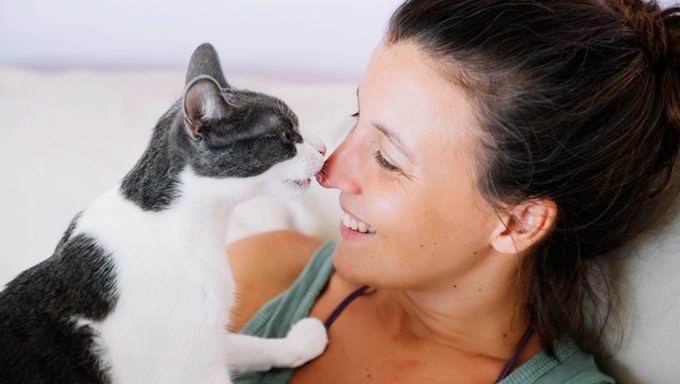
left=185, top=43, right=229, bottom=88
left=182, top=76, right=231, bottom=141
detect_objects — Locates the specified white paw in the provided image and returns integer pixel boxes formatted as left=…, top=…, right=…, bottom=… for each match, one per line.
left=283, top=317, right=329, bottom=367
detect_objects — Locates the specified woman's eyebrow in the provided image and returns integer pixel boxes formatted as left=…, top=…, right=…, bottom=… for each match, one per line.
left=356, top=87, right=414, bottom=162
left=372, top=122, right=414, bottom=162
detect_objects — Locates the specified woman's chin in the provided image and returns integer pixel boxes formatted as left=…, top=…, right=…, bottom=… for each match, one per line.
left=332, top=243, right=374, bottom=285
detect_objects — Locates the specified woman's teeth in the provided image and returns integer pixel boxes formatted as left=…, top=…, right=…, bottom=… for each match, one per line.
left=342, top=212, right=376, bottom=234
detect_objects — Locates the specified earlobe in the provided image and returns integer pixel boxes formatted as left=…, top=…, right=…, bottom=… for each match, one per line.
left=490, top=199, right=557, bottom=255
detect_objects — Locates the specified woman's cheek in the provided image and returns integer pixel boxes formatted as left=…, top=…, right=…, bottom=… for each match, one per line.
left=368, top=190, right=406, bottom=234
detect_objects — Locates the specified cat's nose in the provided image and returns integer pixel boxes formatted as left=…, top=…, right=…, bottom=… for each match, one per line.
left=305, top=135, right=326, bottom=156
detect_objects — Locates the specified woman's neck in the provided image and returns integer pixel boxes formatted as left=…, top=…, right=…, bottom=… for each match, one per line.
left=372, top=263, right=540, bottom=364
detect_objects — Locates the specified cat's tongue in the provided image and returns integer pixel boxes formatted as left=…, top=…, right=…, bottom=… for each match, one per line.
left=315, top=171, right=325, bottom=185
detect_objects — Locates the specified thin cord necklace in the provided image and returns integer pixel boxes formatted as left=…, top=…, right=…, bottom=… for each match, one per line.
left=323, top=285, right=534, bottom=383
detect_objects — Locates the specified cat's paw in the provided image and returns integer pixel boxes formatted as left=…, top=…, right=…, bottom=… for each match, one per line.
left=282, top=317, right=328, bottom=367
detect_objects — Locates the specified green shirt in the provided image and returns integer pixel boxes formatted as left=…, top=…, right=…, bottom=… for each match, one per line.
left=234, top=241, right=615, bottom=384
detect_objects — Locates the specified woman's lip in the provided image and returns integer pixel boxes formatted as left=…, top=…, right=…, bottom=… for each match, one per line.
left=339, top=205, right=376, bottom=235
left=339, top=220, right=374, bottom=239
left=340, top=205, right=371, bottom=227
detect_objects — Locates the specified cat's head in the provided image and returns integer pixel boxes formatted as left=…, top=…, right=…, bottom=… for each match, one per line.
left=176, top=43, right=325, bottom=200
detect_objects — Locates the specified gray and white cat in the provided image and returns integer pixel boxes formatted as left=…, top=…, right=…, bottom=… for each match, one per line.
left=0, top=43, right=328, bottom=383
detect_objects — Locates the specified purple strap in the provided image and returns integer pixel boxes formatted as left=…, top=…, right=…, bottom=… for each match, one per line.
left=323, top=285, right=534, bottom=383
left=494, top=325, right=534, bottom=382
left=324, top=285, right=370, bottom=329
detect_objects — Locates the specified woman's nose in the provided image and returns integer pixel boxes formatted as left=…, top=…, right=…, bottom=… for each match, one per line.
left=317, top=139, right=362, bottom=194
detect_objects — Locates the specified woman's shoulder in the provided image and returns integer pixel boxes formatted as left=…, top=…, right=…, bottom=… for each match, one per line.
left=227, top=230, right=325, bottom=332
left=504, top=340, right=614, bottom=384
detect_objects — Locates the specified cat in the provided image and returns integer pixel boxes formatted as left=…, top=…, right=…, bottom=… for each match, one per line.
left=0, top=43, right=328, bottom=384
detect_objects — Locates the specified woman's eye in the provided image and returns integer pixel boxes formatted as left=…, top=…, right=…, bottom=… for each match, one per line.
left=374, top=150, right=400, bottom=172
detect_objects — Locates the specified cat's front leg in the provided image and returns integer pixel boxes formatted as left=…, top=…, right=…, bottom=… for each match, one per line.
left=226, top=317, right=328, bottom=374
left=281, top=317, right=329, bottom=367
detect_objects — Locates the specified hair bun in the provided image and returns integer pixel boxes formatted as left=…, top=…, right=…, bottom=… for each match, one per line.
left=608, top=0, right=679, bottom=64
left=607, top=1, right=680, bottom=194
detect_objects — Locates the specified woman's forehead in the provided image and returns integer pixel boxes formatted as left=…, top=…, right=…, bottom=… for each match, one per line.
left=360, top=41, right=481, bottom=159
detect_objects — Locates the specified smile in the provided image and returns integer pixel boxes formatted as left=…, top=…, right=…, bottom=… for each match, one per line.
left=342, top=212, right=376, bottom=234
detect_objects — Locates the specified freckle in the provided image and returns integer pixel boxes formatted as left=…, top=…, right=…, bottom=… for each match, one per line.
left=473, top=251, right=478, bottom=255
left=433, top=242, right=437, bottom=246
left=419, top=244, right=424, bottom=248
left=453, top=285, right=458, bottom=288
left=478, top=288, right=482, bottom=292
left=367, top=374, right=372, bottom=378
left=503, top=333, right=508, bottom=338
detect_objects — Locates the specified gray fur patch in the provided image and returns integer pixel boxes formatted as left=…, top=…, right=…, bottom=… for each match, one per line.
left=120, top=43, right=303, bottom=211
left=0, top=229, right=118, bottom=383
left=120, top=100, right=185, bottom=211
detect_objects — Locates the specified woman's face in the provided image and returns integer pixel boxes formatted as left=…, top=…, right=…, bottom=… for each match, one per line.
left=319, top=41, right=503, bottom=291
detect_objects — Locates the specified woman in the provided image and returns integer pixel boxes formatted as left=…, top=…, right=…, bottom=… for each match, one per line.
left=229, top=0, right=679, bottom=382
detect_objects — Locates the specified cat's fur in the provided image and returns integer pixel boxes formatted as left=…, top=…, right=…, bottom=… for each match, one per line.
left=0, top=43, right=328, bottom=384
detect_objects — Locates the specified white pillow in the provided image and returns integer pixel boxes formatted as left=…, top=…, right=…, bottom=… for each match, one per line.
left=0, top=68, right=678, bottom=383
left=601, top=192, right=680, bottom=383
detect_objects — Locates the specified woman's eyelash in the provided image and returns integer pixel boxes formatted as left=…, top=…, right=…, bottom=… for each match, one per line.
left=374, top=151, right=400, bottom=172
left=351, top=111, right=398, bottom=172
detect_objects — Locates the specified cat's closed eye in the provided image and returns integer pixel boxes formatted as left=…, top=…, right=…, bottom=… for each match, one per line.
left=279, top=129, right=301, bottom=144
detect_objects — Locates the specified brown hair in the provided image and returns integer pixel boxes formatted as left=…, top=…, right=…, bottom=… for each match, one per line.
left=387, top=0, right=680, bottom=355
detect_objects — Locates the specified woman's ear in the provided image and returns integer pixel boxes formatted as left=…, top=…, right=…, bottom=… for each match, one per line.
left=490, top=198, right=557, bottom=255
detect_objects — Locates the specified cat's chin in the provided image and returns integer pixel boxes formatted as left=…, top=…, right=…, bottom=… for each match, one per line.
left=292, top=178, right=311, bottom=189
left=274, top=177, right=313, bottom=199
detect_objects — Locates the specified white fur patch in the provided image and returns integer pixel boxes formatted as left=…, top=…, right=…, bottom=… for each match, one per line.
left=70, top=137, right=324, bottom=383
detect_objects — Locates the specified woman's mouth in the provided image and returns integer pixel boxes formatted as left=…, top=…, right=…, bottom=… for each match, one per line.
left=341, top=212, right=376, bottom=234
